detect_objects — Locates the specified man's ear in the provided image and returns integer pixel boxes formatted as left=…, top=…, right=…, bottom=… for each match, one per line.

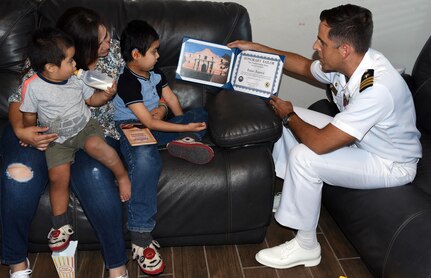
left=131, top=48, right=141, bottom=60
left=339, top=43, right=352, bottom=59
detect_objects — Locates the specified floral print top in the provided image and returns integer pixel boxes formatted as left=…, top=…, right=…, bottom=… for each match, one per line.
left=9, top=39, right=125, bottom=140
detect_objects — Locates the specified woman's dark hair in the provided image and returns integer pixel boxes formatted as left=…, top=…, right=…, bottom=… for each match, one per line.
left=29, top=27, right=74, bottom=72
left=56, top=7, right=105, bottom=70
left=120, top=20, right=159, bottom=63
left=320, top=4, right=373, bottom=54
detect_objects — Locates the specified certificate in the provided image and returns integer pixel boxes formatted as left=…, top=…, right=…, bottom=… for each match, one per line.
left=231, top=51, right=284, bottom=98
left=176, top=37, right=284, bottom=98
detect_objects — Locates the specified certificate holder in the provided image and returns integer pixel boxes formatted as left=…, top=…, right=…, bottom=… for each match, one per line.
left=176, top=37, right=285, bottom=98
left=231, top=51, right=285, bottom=98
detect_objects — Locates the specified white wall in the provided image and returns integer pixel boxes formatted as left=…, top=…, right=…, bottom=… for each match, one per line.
left=201, top=0, right=431, bottom=107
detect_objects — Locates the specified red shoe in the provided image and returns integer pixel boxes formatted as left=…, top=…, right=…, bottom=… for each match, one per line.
left=132, top=241, right=165, bottom=275
left=47, top=224, right=74, bottom=252
left=167, top=137, right=214, bottom=164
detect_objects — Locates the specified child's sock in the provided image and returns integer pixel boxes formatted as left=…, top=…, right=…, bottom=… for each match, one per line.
left=52, top=212, right=70, bottom=229
left=131, top=231, right=153, bottom=247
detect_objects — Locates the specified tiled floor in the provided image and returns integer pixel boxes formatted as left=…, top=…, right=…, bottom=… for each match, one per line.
left=1, top=179, right=374, bottom=278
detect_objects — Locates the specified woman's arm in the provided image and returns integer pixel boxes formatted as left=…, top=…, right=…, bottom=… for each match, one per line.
left=22, top=112, right=37, bottom=127
left=8, top=102, right=58, bottom=150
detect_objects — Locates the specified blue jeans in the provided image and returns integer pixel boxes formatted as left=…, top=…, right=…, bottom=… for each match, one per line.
left=115, top=123, right=161, bottom=233
left=0, top=124, right=127, bottom=268
left=152, top=108, right=208, bottom=145
left=115, top=108, right=208, bottom=233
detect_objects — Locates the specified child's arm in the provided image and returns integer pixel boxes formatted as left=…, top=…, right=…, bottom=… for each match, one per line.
left=22, top=112, right=37, bottom=128
left=129, top=102, right=206, bottom=133
left=162, top=85, right=183, bottom=116
left=85, top=81, right=117, bottom=107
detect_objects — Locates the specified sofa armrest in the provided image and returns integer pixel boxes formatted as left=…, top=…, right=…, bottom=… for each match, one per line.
left=208, top=90, right=282, bottom=147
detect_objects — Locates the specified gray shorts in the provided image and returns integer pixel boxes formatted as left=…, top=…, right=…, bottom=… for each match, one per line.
left=45, top=118, right=105, bottom=169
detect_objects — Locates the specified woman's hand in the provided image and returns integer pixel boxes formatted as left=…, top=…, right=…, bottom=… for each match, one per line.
left=15, top=126, right=58, bottom=151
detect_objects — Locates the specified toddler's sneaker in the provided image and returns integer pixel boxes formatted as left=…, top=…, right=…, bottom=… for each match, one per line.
left=9, top=258, right=32, bottom=278
left=167, top=137, right=214, bottom=164
left=47, top=224, right=74, bottom=252
left=132, top=240, right=165, bottom=275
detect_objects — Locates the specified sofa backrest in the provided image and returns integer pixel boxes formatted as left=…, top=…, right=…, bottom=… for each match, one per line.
left=0, top=0, right=252, bottom=122
left=0, top=0, right=38, bottom=121
left=411, top=35, right=431, bottom=135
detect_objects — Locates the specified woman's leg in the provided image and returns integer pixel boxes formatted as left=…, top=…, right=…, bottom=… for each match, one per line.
left=1, top=125, right=48, bottom=266
left=69, top=137, right=128, bottom=269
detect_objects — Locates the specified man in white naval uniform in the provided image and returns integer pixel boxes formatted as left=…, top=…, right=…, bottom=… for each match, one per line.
left=228, top=4, right=422, bottom=269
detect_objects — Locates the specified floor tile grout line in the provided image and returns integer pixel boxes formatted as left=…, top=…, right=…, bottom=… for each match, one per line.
left=234, top=244, right=246, bottom=278
left=203, top=245, right=211, bottom=278
left=320, top=224, right=347, bottom=277
left=170, top=246, right=174, bottom=278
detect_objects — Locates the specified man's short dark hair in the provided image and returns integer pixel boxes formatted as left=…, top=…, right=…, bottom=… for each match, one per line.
left=29, top=27, right=74, bottom=72
left=320, top=4, right=373, bottom=54
left=120, top=20, right=159, bottom=63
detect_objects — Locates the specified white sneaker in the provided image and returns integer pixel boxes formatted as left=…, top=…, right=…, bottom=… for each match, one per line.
left=255, top=238, right=321, bottom=269
left=9, top=258, right=32, bottom=278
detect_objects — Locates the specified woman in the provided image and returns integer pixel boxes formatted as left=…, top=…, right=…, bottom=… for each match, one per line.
left=0, top=7, right=165, bottom=278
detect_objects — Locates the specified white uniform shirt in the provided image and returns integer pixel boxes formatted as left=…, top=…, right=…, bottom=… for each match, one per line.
left=311, top=48, right=421, bottom=163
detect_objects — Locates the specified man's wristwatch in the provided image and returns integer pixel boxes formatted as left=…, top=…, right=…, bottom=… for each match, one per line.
left=282, top=111, right=296, bottom=126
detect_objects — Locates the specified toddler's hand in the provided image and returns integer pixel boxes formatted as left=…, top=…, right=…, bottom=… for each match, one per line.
left=103, top=80, right=117, bottom=99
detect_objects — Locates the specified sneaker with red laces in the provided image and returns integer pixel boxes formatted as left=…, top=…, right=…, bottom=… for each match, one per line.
left=47, top=224, right=74, bottom=252
left=132, top=241, right=165, bottom=275
left=166, top=137, right=214, bottom=164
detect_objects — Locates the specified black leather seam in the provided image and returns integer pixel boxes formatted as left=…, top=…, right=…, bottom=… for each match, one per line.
left=382, top=209, right=431, bottom=277
left=0, top=2, right=36, bottom=46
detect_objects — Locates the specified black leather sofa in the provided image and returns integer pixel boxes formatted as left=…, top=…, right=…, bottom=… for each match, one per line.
left=309, top=36, right=431, bottom=277
left=0, top=0, right=281, bottom=251
left=3, top=1, right=430, bottom=277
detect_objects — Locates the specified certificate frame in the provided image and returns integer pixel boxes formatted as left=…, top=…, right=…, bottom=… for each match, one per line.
left=176, top=38, right=235, bottom=88
left=176, top=37, right=285, bottom=98
left=231, top=51, right=284, bottom=98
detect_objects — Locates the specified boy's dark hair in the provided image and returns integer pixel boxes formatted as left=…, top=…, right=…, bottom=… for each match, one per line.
left=56, top=7, right=104, bottom=70
left=320, top=4, right=373, bottom=54
left=29, top=27, right=74, bottom=72
left=120, top=20, right=159, bottom=63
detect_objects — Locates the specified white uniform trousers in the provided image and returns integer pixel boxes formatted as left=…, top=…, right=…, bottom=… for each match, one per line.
left=273, top=107, right=417, bottom=231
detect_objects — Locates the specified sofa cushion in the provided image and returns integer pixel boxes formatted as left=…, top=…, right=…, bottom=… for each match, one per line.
left=208, top=90, right=282, bottom=147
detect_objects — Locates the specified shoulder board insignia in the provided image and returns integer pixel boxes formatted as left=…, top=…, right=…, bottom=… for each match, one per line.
left=359, top=69, right=374, bottom=92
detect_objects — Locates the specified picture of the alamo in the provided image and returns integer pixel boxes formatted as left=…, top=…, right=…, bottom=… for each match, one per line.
left=179, top=41, right=232, bottom=85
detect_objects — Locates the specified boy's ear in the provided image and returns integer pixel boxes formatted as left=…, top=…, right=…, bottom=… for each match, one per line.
left=44, top=63, right=58, bottom=73
left=131, top=49, right=141, bottom=60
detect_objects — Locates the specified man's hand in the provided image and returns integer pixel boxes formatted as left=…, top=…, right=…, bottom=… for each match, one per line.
left=16, top=126, right=58, bottom=151
left=227, top=40, right=259, bottom=51
left=269, top=95, right=293, bottom=118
